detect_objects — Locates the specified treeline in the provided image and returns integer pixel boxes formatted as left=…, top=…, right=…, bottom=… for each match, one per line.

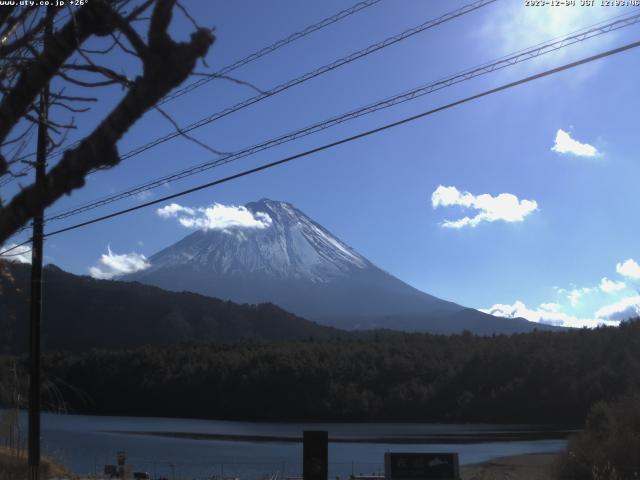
left=2, top=319, right=636, bottom=424
left=0, top=261, right=341, bottom=354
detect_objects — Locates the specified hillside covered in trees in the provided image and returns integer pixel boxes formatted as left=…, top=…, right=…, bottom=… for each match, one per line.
left=0, top=261, right=342, bottom=353
left=2, top=319, right=637, bottom=424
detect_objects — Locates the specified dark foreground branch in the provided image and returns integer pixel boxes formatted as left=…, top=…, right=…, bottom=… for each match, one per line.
left=0, top=0, right=214, bottom=243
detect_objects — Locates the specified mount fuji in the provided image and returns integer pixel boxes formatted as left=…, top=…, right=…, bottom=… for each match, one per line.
left=124, top=199, right=552, bottom=334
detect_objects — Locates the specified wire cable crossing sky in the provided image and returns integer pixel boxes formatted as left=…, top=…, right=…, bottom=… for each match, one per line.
left=2, top=1, right=639, bottom=330
left=40, top=9, right=640, bottom=227
left=3, top=34, right=638, bottom=258
left=1, top=0, right=384, bottom=180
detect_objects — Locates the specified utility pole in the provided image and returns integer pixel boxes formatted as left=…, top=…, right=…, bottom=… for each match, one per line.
left=28, top=9, right=51, bottom=480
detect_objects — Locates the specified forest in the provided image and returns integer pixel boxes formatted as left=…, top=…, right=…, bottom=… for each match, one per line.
left=0, top=261, right=342, bottom=353
left=1, top=318, right=638, bottom=425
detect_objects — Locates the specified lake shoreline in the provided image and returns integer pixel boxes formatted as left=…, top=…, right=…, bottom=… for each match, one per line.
left=0, top=449, right=562, bottom=480
left=106, top=429, right=575, bottom=444
left=18, top=411, right=568, bottom=477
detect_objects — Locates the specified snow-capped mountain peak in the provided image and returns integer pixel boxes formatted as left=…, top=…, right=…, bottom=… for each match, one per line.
left=143, top=199, right=368, bottom=283
left=125, top=198, right=558, bottom=334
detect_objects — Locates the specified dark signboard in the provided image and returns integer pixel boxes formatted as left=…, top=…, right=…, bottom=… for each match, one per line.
left=384, top=453, right=459, bottom=480
left=303, top=430, right=328, bottom=480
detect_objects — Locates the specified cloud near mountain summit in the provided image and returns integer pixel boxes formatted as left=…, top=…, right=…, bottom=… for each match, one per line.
left=157, top=202, right=272, bottom=231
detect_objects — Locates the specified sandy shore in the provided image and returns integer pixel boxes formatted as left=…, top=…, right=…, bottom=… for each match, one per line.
left=460, top=453, right=559, bottom=480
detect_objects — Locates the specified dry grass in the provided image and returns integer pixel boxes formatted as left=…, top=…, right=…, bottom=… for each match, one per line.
left=0, top=446, right=73, bottom=479
left=460, top=453, right=559, bottom=480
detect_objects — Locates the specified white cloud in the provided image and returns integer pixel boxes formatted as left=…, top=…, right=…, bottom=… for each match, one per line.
left=539, top=302, right=560, bottom=313
left=431, top=185, right=538, bottom=228
left=0, top=243, right=32, bottom=264
left=616, top=258, right=640, bottom=280
left=483, top=257, right=640, bottom=329
left=481, top=300, right=617, bottom=329
left=551, top=129, right=598, bottom=157
left=567, top=287, right=594, bottom=307
left=89, top=246, right=150, bottom=280
left=156, top=203, right=195, bottom=218
left=157, top=202, right=272, bottom=231
left=599, top=277, right=626, bottom=294
left=596, top=296, right=640, bottom=322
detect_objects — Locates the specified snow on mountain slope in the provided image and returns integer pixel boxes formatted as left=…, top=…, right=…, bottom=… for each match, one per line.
left=125, top=199, right=558, bottom=334
left=143, top=199, right=369, bottom=283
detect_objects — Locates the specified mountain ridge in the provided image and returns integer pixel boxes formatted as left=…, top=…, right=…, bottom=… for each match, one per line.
left=125, top=199, right=559, bottom=334
left=0, top=260, right=343, bottom=353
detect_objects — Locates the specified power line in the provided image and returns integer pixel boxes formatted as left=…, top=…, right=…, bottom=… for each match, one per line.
left=0, top=245, right=32, bottom=257
left=159, top=0, right=385, bottom=105
left=0, top=240, right=31, bottom=256
left=1, top=0, right=496, bottom=186
left=0, top=0, right=383, bottom=182
left=112, top=0, right=498, bottom=162
left=42, top=10, right=640, bottom=224
left=2, top=37, right=639, bottom=253
left=24, top=0, right=504, bottom=223
left=29, top=39, right=640, bottom=243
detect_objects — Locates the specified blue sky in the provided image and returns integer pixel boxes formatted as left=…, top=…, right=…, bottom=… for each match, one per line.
left=2, top=0, right=640, bottom=328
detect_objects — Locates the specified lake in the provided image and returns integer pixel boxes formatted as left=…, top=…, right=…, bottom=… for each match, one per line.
left=25, top=412, right=568, bottom=479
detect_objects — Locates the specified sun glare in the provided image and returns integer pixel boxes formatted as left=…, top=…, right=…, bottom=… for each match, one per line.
left=484, top=3, right=626, bottom=53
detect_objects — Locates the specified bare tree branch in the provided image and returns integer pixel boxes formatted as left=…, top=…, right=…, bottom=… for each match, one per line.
left=125, top=0, right=156, bottom=21
left=0, top=7, right=17, bottom=31
left=176, top=1, right=201, bottom=30
left=57, top=70, right=123, bottom=88
left=192, top=72, right=265, bottom=94
left=49, top=92, right=98, bottom=103
left=0, top=0, right=214, bottom=242
left=154, top=104, right=229, bottom=156
left=79, top=33, right=121, bottom=55
left=50, top=101, right=91, bottom=113
left=0, top=8, right=51, bottom=57
left=64, top=58, right=132, bottom=86
left=0, top=1, right=120, bottom=157
left=114, top=13, right=148, bottom=58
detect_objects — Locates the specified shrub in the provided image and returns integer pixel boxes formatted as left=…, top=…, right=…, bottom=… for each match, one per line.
left=557, top=392, right=640, bottom=479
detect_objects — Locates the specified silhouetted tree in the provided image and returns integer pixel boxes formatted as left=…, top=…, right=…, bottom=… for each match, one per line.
left=0, top=0, right=214, bottom=243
